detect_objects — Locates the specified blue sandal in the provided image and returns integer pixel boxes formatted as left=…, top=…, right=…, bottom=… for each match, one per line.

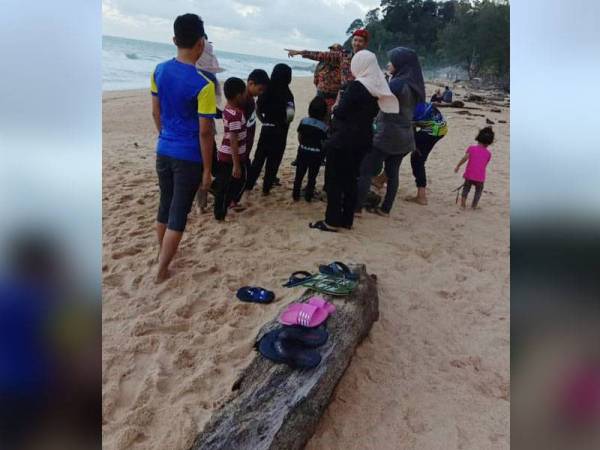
left=318, top=261, right=359, bottom=281
left=236, top=287, right=275, bottom=304
left=258, top=329, right=321, bottom=369
left=282, top=271, right=314, bottom=288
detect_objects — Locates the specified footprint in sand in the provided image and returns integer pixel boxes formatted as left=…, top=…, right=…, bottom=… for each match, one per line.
left=191, top=265, right=219, bottom=282
left=436, top=290, right=452, bottom=300
left=112, top=245, right=144, bottom=260
left=173, top=348, right=197, bottom=370
left=455, top=274, right=467, bottom=283
left=118, top=194, right=134, bottom=204
left=104, top=273, right=124, bottom=288
left=127, top=228, right=145, bottom=238
left=132, top=317, right=190, bottom=336
left=201, top=303, right=229, bottom=326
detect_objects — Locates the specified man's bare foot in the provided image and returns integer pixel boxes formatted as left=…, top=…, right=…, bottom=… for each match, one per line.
left=374, top=207, right=390, bottom=217
left=230, top=203, right=247, bottom=212
left=405, top=195, right=428, bottom=205
left=155, top=268, right=171, bottom=284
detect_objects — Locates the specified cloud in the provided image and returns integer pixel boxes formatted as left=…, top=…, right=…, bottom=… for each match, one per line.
left=231, top=1, right=261, bottom=17
left=102, top=0, right=378, bottom=58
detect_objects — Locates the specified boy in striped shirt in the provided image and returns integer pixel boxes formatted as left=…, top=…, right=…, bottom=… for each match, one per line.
left=214, top=77, right=248, bottom=221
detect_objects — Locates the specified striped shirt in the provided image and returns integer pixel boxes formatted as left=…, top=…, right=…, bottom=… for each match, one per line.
left=218, top=106, right=247, bottom=163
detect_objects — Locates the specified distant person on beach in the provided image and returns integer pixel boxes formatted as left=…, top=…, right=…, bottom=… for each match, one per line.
left=229, top=69, right=270, bottom=210
left=312, top=43, right=343, bottom=115
left=293, top=96, right=328, bottom=202
left=442, top=85, right=453, bottom=103
left=430, top=88, right=443, bottom=103
left=195, top=38, right=225, bottom=109
left=309, top=50, right=396, bottom=232
left=355, top=47, right=425, bottom=217
left=151, top=14, right=216, bottom=282
left=285, top=28, right=370, bottom=101
left=455, top=126, right=494, bottom=209
left=195, top=36, right=225, bottom=212
left=213, top=77, right=249, bottom=221
left=405, top=102, right=448, bottom=205
left=246, top=64, right=295, bottom=196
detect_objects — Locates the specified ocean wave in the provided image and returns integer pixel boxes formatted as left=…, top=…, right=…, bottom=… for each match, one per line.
left=103, top=36, right=315, bottom=91
left=289, top=63, right=315, bottom=73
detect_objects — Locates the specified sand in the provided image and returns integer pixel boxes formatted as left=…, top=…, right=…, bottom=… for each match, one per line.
left=102, top=77, right=509, bottom=450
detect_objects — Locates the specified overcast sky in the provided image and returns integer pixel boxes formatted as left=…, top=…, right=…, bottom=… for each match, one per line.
left=103, top=0, right=379, bottom=58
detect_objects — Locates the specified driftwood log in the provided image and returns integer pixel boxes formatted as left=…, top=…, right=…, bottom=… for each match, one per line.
left=191, top=264, right=379, bottom=450
left=433, top=101, right=484, bottom=110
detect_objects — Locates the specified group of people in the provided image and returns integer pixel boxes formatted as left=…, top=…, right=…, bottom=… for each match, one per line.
left=430, top=85, right=453, bottom=103
left=150, top=13, right=494, bottom=281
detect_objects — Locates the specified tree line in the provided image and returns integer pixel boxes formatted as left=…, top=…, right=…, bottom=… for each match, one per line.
left=344, top=0, right=509, bottom=82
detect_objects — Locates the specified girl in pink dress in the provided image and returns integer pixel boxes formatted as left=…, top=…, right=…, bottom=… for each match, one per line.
left=454, top=126, right=494, bottom=209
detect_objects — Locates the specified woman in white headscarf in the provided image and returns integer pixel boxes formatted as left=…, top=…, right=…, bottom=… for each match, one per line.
left=355, top=46, right=425, bottom=216
left=310, top=49, right=397, bottom=232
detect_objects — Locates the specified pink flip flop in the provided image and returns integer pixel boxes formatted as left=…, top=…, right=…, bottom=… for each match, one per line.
left=279, top=303, right=329, bottom=328
left=308, top=296, right=336, bottom=314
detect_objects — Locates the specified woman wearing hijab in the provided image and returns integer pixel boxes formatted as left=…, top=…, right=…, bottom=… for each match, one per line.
left=310, top=50, right=397, bottom=232
left=246, top=63, right=295, bottom=195
left=355, top=47, right=425, bottom=217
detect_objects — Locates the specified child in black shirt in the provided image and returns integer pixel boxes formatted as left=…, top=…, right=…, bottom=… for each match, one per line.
left=293, top=96, right=328, bottom=202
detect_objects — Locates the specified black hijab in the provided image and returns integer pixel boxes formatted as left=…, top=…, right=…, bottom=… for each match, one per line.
left=265, top=63, right=292, bottom=101
left=388, top=47, right=425, bottom=103
left=257, top=63, right=293, bottom=124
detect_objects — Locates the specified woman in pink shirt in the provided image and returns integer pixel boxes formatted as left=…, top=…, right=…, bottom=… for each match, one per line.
left=454, top=126, right=494, bottom=209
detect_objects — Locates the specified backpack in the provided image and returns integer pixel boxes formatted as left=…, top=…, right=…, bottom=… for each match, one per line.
left=413, top=102, right=448, bottom=137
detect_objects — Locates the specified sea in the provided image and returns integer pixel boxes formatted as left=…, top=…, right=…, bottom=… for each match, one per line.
left=103, top=35, right=315, bottom=91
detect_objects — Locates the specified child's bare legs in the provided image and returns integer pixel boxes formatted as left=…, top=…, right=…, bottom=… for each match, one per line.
left=460, top=181, right=472, bottom=209
left=156, top=229, right=183, bottom=283
left=471, top=182, right=484, bottom=208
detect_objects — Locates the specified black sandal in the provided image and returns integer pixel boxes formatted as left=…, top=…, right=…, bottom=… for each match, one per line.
left=309, top=220, right=338, bottom=232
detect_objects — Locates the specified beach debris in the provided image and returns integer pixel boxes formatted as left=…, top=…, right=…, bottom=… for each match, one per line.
left=491, top=108, right=502, bottom=113
left=486, top=118, right=495, bottom=125
left=133, top=142, right=139, bottom=148
left=192, top=264, right=379, bottom=450
left=499, top=120, right=507, bottom=124
left=465, top=94, right=484, bottom=103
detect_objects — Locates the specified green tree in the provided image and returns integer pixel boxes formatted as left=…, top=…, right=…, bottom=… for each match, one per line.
left=343, top=0, right=509, bottom=80
left=345, top=18, right=365, bottom=35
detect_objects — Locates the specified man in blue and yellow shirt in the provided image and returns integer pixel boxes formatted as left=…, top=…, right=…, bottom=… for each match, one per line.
left=151, top=13, right=217, bottom=282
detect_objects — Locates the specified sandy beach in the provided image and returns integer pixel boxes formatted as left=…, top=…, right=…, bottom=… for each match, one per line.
left=102, top=77, right=509, bottom=449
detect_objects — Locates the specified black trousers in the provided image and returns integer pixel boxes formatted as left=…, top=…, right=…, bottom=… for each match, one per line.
left=324, top=146, right=361, bottom=229
left=156, top=155, right=203, bottom=232
left=232, top=158, right=251, bottom=204
left=356, top=148, right=406, bottom=213
left=247, top=125, right=289, bottom=193
left=293, top=150, right=322, bottom=200
left=213, top=160, right=247, bottom=220
left=412, top=132, right=443, bottom=188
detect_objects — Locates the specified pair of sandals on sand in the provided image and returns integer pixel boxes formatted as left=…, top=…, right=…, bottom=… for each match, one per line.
left=235, top=262, right=358, bottom=304
left=258, top=297, right=336, bottom=369
left=282, top=262, right=359, bottom=296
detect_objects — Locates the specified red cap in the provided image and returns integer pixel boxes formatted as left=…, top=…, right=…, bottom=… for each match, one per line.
left=352, top=29, right=369, bottom=41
